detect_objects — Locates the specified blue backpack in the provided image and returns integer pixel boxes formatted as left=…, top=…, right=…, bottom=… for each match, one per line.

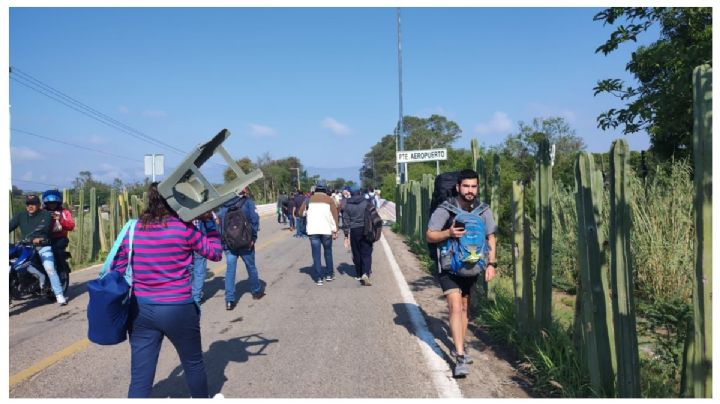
left=437, top=201, right=490, bottom=277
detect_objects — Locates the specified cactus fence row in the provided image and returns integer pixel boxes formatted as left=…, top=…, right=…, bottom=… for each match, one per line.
left=393, top=65, right=711, bottom=398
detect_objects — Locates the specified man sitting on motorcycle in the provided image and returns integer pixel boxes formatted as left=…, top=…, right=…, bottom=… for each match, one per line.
left=9, top=194, right=68, bottom=305
left=42, top=190, right=75, bottom=260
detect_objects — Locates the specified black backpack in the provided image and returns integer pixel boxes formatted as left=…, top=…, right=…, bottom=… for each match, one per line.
left=222, top=199, right=253, bottom=252
left=427, top=171, right=460, bottom=261
left=363, top=201, right=384, bottom=243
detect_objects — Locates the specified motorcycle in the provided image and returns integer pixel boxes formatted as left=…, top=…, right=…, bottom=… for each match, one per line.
left=9, top=240, right=71, bottom=303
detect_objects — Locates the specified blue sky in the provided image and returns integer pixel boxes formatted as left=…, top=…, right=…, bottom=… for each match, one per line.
left=7, top=6, right=661, bottom=190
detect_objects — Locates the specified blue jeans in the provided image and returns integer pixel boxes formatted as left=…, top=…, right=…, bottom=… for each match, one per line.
left=128, top=300, right=207, bottom=398
left=190, top=253, right=207, bottom=304
left=295, top=217, right=306, bottom=236
left=38, top=246, right=63, bottom=296
left=224, top=248, right=261, bottom=302
left=309, top=234, right=334, bottom=280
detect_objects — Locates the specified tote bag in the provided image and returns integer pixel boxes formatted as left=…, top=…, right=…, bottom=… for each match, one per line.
left=86, top=219, right=137, bottom=345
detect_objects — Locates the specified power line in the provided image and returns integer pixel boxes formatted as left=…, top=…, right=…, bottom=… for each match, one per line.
left=11, top=128, right=144, bottom=163
left=10, top=66, right=230, bottom=169
left=10, top=69, right=186, bottom=155
left=11, top=178, right=61, bottom=189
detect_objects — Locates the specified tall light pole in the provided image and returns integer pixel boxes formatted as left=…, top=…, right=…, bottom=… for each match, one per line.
left=397, top=7, right=406, bottom=184
left=290, top=167, right=300, bottom=191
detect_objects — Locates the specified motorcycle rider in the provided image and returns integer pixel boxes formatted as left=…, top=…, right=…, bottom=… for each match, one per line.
left=9, top=194, right=68, bottom=305
left=42, top=190, right=75, bottom=262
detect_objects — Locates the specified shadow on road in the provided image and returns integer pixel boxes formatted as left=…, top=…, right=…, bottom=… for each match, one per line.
left=391, top=302, right=454, bottom=365
left=150, top=333, right=280, bottom=398
left=9, top=277, right=90, bottom=317
left=202, top=275, right=267, bottom=303
left=336, top=262, right=358, bottom=278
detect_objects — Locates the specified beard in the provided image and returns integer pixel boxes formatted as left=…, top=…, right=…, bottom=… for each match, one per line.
left=461, top=192, right=476, bottom=202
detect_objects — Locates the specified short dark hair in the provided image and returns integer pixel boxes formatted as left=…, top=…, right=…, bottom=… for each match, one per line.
left=457, top=169, right=479, bottom=185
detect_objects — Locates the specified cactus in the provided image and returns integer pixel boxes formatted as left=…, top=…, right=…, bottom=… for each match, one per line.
left=512, top=181, right=533, bottom=334
left=89, top=188, right=99, bottom=261
left=118, top=192, right=127, bottom=226
left=575, top=152, right=614, bottom=397
left=609, top=139, right=640, bottom=397
left=534, top=136, right=553, bottom=331
left=109, top=189, right=117, bottom=246
left=687, top=64, right=712, bottom=398
left=412, top=181, right=423, bottom=240
left=122, top=189, right=130, bottom=225
left=62, top=188, right=71, bottom=209
left=77, top=188, right=85, bottom=263
left=131, top=195, right=140, bottom=220
left=476, top=157, right=487, bottom=203
left=491, top=153, right=500, bottom=225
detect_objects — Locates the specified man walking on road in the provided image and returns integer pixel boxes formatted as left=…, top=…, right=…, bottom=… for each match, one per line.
left=425, top=169, right=497, bottom=377
left=341, top=186, right=375, bottom=286
left=298, top=181, right=339, bottom=285
left=218, top=188, right=265, bottom=310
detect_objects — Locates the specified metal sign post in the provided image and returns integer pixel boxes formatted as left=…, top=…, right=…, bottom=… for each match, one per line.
left=144, top=154, right=165, bottom=182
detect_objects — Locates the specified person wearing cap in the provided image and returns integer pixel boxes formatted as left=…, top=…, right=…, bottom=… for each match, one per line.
left=297, top=181, right=339, bottom=285
left=9, top=194, right=68, bottom=305
left=341, top=185, right=375, bottom=286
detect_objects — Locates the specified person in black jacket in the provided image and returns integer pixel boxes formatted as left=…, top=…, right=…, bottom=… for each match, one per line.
left=9, top=194, right=67, bottom=304
left=341, top=186, right=374, bottom=286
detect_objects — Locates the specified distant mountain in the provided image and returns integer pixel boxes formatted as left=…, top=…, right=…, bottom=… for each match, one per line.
left=305, top=166, right=361, bottom=185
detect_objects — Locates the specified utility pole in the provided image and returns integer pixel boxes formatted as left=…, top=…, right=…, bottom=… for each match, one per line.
left=290, top=167, right=300, bottom=191
left=397, top=7, right=406, bottom=184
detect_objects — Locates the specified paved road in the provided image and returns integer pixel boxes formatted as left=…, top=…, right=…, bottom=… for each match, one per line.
left=9, top=214, right=449, bottom=398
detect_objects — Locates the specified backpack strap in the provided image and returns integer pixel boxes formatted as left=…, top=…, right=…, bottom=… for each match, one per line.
left=470, top=202, right=489, bottom=216
left=99, top=219, right=137, bottom=286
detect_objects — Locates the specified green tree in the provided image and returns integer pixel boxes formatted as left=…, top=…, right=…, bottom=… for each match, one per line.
left=498, top=117, right=585, bottom=187
left=593, top=7, right=712, bottom=161
left=361, top=114, right=462, bottom=189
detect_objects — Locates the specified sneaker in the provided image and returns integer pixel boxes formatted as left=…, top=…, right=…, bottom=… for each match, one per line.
left=453, top=358, right=470, bottom=377
left=226, top=301, right=234, bottom=311
left=316, top=279, right=324, bottom=286
left=354, top=276, right=362, bottom=281
left=252, top=291, right=266, bottom=300
left=325, top=275, right=335, bottom=282
left=56, top=294, right=67, bottom=306
left=213, top=393, right=225, bottom=399
left=361, top=274, right=371, bottom=286
left=451, top=348, right=474, bottom=364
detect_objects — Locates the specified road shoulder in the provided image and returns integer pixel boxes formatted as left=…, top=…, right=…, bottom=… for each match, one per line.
left=381, top=227, right=533, bottom=398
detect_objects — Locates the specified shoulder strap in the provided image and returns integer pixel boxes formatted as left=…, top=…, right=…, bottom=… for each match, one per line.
left=470, top=202, right=489, bottom=216
left=98, top=219, right=137, bottom=285
left=439, top=200, right=463, bottom=216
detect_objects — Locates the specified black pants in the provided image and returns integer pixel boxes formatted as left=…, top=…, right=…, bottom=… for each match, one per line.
left=350, top=227, right=373, bottom=277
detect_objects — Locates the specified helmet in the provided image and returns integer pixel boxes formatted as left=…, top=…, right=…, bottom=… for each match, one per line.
left=42, top=189, right=63, bottom=206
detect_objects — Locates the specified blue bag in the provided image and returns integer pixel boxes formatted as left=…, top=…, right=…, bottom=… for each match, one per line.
left=86, top=220, right=137, bottom=345
left=437, top=201, right=490, bottom=277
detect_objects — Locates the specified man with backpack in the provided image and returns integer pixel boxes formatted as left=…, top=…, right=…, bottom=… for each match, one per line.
left=341, top=186, right=383, bottom=286
left=425, top=169, right=497, bottom=377
left=218, top=188, right=265, bottom=310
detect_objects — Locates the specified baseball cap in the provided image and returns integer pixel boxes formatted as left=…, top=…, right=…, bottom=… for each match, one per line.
left=25, top=194, right=41, bottom=205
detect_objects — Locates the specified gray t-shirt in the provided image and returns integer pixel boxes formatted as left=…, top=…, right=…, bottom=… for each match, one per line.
left=427, top=199, right=497, bottom=235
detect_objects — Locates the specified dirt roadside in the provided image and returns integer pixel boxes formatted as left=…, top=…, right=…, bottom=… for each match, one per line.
left=382, top=227, right=533, bottom=398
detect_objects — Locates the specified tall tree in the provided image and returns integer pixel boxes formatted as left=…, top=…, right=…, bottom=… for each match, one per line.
left=593, top=7, right=712, bottom=161
left=361, top=114, right=462, bottom=188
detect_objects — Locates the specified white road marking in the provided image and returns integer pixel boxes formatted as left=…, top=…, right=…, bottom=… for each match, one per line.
left=380, top=233, right=463, bottom=398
